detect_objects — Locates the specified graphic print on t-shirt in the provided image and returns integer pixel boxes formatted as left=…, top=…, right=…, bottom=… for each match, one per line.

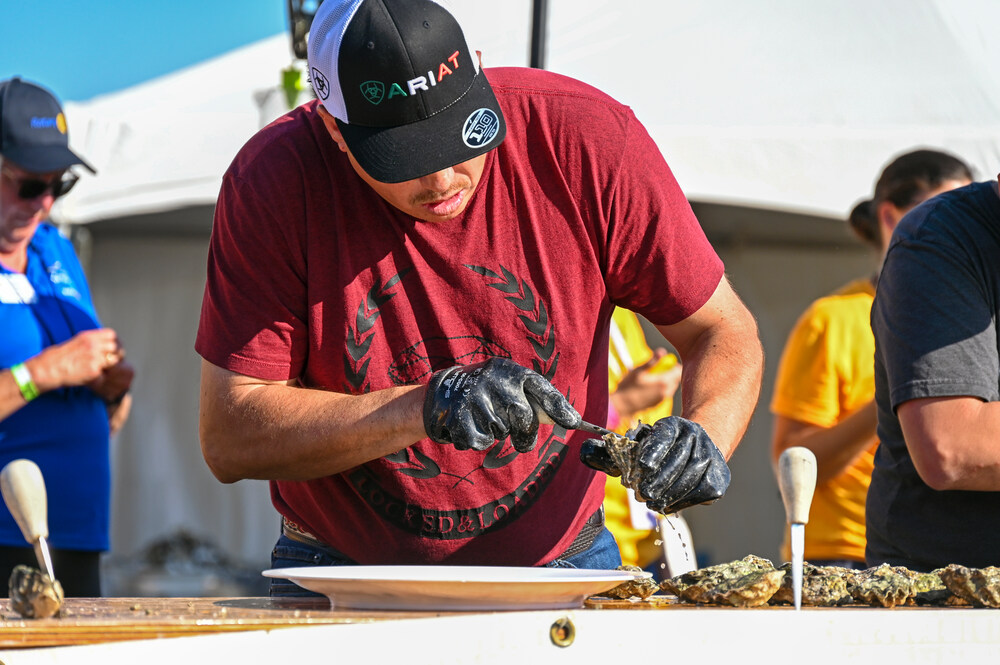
left=340, top=262, right=569, bottom=541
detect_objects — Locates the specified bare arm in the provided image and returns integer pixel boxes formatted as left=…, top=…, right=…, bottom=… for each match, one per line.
left=898, top=396, right=1000, bottom=491
left=1, top=329, right=125, bottom=421
left=198, top=360, right=428, bottom=483
left=654, top=277, right=764, bottom=459
left=770, top=402, right=877, bottom=484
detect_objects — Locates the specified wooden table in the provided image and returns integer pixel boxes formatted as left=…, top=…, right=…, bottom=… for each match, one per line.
left=0, top=596, right=998, bottom=664
left=0, top=596, right=474, bottom=648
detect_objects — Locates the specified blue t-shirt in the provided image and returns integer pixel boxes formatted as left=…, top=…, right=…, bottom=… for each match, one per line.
left=0, top=223, right=110, bottom=551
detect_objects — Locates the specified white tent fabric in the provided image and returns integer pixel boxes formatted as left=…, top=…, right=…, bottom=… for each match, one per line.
left=56, top=0, right=1000, bottom=226
left=55, top=36, right=297, bottom=225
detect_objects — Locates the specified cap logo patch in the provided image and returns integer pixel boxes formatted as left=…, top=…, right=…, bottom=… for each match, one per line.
left=30, top=116, right=62, bottom=132
left=310, top=68, right=331, bottom=100
left=360, top=80, right=385, bottom=105
left=463, top=109, right=501, bottom=149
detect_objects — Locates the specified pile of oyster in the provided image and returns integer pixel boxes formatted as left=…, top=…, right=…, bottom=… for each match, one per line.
left=605, top=556, right=1000, bottom=608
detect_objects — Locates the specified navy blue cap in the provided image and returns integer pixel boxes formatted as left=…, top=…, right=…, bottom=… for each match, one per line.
left=0, top=77, right=95, bottom=174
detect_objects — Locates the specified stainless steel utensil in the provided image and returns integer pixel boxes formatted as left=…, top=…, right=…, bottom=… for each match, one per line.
left=778, top=447, right=817, bottom=610
left=0, top=459, right=56, bottom=581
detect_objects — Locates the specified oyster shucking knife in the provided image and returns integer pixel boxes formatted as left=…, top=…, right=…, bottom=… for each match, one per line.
left=778, top=447, right=817, bottom=611
left=1, top=459, right=56, bottom=581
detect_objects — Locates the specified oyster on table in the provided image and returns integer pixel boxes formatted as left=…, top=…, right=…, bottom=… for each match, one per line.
left=661, top=554, right=785, bottom=607
left=847, top=564, right=914, bottom=608
left=602, top=565, right=661, bottom=600
left=9, top=564, right=64, bottom=619
left=897, top=568, right=960, bottom=606
left=939, top=564, right=1000, bottom=608
left=770, top=562, right=853, bottom=606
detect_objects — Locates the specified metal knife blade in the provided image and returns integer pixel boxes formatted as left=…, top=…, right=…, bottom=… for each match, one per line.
left=532, top=404, right=621, bottom=439
left=790, top=522, right=804, bottom=611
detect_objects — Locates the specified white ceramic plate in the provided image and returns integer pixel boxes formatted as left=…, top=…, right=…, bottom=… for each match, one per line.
left=262, top=565, right=650, bottom=611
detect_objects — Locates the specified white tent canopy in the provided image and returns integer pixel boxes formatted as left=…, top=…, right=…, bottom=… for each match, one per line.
left=57, top=0, right=1000, bottom=227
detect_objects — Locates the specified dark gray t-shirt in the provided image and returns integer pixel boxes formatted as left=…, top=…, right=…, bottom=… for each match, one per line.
left=868, top=180, right=1000, bottom=571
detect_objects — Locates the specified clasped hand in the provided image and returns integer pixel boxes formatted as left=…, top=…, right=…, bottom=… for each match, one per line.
left=423, top=358, right=581, bottom=452
left=580, top=416, right=731, bottom=514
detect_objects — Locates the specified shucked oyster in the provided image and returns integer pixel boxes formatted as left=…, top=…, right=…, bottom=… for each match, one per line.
left=602, top=565, right=661, bottom=600
left=770, top=562, right=853, bottom=606
left=939, top=564, right=1000, bottom=608
left=9, top=565, right=64, bottom=619
left=662, top=555, right=784, bottom=607
left=848, top=564, right=914, bottom=608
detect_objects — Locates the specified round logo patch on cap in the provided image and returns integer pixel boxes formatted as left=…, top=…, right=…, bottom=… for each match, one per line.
left=56, top=113, right=67, bottom=134
left=310, top=68, right=331, bottom=100
left=462, top=109, right=501, bottom=149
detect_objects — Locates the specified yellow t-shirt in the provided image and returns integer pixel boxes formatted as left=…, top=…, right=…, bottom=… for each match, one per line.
left=604, top=308, right=675, bottom=567
left=770, top=278, right=878, bottom=563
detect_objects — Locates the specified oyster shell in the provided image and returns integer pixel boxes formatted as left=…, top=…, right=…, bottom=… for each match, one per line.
left=770, top=562, right=854, bottom=606
left=939, top=564, right=1000, bottom=608
left=661, top=555, right=784, bottom=607
left=602, top=565, right=661, bottom=600
left=898, top=568, right=957, bottom=606
left=602, top=432, right=643, bottom=497
left=9, top=565, right=64, bottom=619
left=848, top=564, right=914, bottom=608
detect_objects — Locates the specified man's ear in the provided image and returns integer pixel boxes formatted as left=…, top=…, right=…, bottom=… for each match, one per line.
left=877, top=200, right=900, bottom=234
left=317, top=105, right=348, bottom=153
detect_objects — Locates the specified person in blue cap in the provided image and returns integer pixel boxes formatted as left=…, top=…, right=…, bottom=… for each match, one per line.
left=0, top=76, right=134, bottom=597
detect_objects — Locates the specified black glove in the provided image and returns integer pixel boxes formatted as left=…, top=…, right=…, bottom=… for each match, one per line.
left=579, top=416, right=731, bottom=513
left=423, top=358, right=581, bottom=452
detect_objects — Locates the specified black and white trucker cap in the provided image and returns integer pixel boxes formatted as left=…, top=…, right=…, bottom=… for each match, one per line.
left=307, top=0, right=507, bottom=183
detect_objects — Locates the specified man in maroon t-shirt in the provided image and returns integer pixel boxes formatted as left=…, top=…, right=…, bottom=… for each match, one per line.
left=196, top=0, right=763, bottom=594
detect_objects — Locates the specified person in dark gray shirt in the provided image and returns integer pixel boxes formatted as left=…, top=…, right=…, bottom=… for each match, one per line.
left=868, top=178, right=1000, bottom=571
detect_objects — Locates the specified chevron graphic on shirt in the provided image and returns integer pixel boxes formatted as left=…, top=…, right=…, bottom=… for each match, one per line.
left=465, top=263, right=559, bottom=380
left=342, top=262, right=571, bottom=538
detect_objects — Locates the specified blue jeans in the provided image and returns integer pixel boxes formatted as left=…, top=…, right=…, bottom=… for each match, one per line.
left=268, top=527, right=623, bottom=598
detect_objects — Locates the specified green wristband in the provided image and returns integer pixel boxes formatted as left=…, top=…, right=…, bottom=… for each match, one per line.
left=10, top=363, right=40, bottom=403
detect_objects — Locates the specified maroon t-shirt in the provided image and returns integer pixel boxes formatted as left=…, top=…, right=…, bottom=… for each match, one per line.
left=196, top=67, right=724, bottom=565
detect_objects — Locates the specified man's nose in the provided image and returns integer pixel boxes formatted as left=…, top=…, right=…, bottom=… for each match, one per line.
left=26, top=190, right=56, bottom=211
left=419, top=167, right=456, bottom=192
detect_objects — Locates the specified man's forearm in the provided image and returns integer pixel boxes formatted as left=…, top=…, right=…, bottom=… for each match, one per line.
left=654, top=279, right=764, bottom=459
left=677, top=325, right=763, bottom=459
left=199, top=361, right=427, bottom=483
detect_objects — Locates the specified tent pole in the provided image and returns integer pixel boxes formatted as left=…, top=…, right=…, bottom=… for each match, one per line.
left=530, top=0, right=549, bottom=69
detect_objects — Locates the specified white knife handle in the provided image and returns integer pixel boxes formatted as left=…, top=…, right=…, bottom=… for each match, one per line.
left=778, top=447, right=817, bottom=525
left=0, top=459, right=49, bottom=544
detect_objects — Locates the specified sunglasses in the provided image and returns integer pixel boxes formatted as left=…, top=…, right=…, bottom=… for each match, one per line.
left=1, top=167, right=79, bottom=200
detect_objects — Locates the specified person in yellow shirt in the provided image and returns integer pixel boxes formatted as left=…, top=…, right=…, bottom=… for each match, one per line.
left=770, top=149, right=972, bottom=568
left=604, top=307, right=686, bottom=576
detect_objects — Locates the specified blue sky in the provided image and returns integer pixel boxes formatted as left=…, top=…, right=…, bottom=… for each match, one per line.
left=1, top=0, right=288, bottom=102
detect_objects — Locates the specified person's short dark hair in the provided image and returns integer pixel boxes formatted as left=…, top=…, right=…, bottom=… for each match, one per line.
left=848, top=149, right=972, bottom=249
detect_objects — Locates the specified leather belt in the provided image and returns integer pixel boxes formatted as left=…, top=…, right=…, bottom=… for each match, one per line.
left=557, top=506, right=605, bottom=559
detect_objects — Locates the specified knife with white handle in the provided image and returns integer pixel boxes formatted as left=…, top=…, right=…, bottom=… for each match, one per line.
left=0, top=459, right=56, bottom=581
left=777, top=447, right=817, bottom=611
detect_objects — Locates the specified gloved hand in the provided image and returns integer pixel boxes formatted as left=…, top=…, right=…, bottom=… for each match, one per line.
left=423, top=358, right=581, bottom=452
left=579, top=416, right=731, bottom=513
